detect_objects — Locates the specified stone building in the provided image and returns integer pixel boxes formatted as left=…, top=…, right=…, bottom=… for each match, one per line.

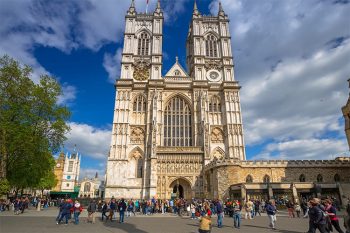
left=79, top=173, right=101, bottom=198
left=342, top=79, right=350, bottom=150
left=105, top=1, right=350, bottom=203
left=205, top=157, right=350, bottom=205
left=105, top=1, right=245, bottom=199
left=52, top=150, right=81, bottom=193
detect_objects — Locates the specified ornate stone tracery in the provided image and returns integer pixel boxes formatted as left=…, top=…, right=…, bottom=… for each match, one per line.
left=211, top=127, right=224, bottom=142
left=130, top=127, right=145, bottom=144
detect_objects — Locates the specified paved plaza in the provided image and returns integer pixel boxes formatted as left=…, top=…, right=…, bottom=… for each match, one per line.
left=1, top=207, right=346, bottom=233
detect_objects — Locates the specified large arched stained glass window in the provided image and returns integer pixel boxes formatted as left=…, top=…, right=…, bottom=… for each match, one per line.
left=164, top=96, right=192, bottom=146
left=84, top=182, right=91, bottom=192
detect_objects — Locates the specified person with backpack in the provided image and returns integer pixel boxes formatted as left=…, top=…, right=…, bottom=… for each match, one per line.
left=307, top=198, right=329, bottom=233
left=216, top=200, right=223, bottom=228
left=57, top=200, right=72, bottom=225
left=73, top=200, right=83, bottom=225
left=87, top=199, right=97, bottom=224
left=324, top=199, right=344, bottom=233
left=118, top=198, right=127, bottom=223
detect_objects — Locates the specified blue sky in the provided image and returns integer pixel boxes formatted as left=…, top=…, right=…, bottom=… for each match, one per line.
left=1, top=0, right=350, bottom=179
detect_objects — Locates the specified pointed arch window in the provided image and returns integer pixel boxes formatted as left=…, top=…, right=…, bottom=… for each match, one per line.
left=317, top=174, right=323, bottom=183
left=209, top=95, right=221, bottom=112
left=205, top=34, right=218, bottom=58
left=263, top=175, right=270, bottom=183
left=334, top=174, right=340, bottom=182
left=84, top=182, right=91, bottom=192
left=299, top=174, right=306, bottom=182
left=133, top=95, right=146, bottom=113
left=137, top=32, right=150, bottom=56
left=136, top=158, right=143, bottom=178
left=246, top=175, right=253, bottom=183
left=164, top=96, right=192, bottom=146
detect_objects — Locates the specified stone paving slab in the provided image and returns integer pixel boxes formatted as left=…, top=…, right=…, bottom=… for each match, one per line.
left=0, top=208, right=346, bottom=233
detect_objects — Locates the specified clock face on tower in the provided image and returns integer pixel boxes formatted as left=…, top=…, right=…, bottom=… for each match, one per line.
left=56, top=163, right=61, bottom=168
left=206, top=69, right=221, bottom=82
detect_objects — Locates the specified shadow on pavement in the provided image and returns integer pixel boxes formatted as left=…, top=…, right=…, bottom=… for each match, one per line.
left=243, top=224, right=304, bottom=233
left=103, top=219, right=149, bottom=233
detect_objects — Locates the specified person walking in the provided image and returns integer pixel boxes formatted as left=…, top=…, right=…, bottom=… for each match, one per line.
left=118, top=198, right=127, bottom=223
left=101, top=201, right=108, bottom=221
left=324, top=199, right=344, bottom=233
left=216, top=200, right=223, bottom=228
left=344, top=202, right=350, bottom=233
left=286, top=200, right=295, bottom=218
left=199, top=214, right=212, bottom=233
left=245, top=199, right=253, bottom=219
left=233, top=200, right=242, bottom=229
left=87, top=200, right=97, bottom=224
left=295, top=202, right=302, bottom=218
left=266, top=199, right=277, bottom=230
left=57, top=200, right=72, bottom=225
left=73, top=200, right=83, bottom=225
left=307, top=198, right=328, bottom=233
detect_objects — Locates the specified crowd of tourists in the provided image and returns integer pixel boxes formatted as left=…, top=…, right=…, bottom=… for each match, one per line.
left=2, top=195, right=350, bottom=233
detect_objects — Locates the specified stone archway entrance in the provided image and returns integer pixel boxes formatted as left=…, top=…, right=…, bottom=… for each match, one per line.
left=169, top=178, right=192, bottom=200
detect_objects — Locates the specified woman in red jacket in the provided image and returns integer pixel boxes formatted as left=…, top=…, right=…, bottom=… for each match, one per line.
left=325, top=199, right=344, bottom=233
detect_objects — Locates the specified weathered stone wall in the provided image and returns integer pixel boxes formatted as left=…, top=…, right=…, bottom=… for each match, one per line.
left=208, top=160, right=350, bottom=200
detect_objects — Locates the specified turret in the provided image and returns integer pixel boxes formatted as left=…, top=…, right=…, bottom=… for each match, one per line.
left=127, top=0, right=136, bottom=15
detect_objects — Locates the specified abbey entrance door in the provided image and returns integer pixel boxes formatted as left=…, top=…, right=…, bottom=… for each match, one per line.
left=169, top=178, right=192, bottom=199
left=155, top=150, right=203, bottom=199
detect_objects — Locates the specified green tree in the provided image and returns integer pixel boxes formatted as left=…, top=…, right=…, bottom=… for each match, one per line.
left=0, top=178, right=10, bottom=196
left=36, top=168, right=58, bottom=197
left=0, top=55, right=70, bottom=191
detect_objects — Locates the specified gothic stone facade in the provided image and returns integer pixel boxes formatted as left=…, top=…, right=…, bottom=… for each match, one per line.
left=105, top=2, right=245, bottom=199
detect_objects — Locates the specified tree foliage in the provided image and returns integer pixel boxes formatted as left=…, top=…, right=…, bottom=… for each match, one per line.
left=0, top=55, right=71, bottom=190
left=0, top=178, right=10, bottom=195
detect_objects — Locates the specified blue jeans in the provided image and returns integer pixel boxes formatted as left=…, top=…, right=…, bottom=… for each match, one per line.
left=234, top=212, right=241, bottom=228
left=58, top=213, right=69, bottom=224
left=191, top=212, right=195, bottom=219
left=74, top=212, right=80, bottom=224
left=119, top=211, right=125, bottom=223
left=217, top=212, right=223, bottom=227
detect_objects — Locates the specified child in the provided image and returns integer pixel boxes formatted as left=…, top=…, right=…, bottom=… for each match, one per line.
left=199, top=214, right=212, bottom=233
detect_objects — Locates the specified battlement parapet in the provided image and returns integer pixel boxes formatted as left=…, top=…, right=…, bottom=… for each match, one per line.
left=204, top=157, right=350, bottom=170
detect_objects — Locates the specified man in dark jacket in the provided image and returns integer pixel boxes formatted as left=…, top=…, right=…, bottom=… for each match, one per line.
left=266, top=199, right=277, bottom=230
left=57, top=200, right=72, bottom=225
left=307, top=198, right=329, bottom=233
left=118, top=198, right=127, bottom=223
left=216, top=200, right=223, bottom=228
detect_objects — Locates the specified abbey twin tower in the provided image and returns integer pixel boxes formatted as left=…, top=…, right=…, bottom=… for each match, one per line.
left=105, top=1, right=245, bottom=200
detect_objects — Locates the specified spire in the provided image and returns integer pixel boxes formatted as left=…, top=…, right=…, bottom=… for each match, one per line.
left=175, top=56, right=179, bottom=63
left=127, top=0, right=136, bottom=14
left=95, top=172, right=98, bottom=179
left=154, top=0, right=162, bottom=14
left=218, top=1, right=225, bottom=17
left=193, top=0, right=199, bottom=16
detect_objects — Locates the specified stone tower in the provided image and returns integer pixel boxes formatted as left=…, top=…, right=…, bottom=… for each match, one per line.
left=105, top=1, right=245, bottom=200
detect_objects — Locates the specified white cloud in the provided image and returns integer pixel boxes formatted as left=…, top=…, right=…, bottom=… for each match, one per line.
left=252, top=138, right=347, bottom=160
left=208, top=0, right=350, bottom=159
left=57, top=84, right=77, bottom=105
left=79, top=167, right=105, bottom=181
left=65, top=122, right=111, bottom=160
left=103, top=48, right=122, bottom=83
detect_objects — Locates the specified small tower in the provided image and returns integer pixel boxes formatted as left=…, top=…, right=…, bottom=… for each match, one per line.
left=342, top=79, right=350, bottom=150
